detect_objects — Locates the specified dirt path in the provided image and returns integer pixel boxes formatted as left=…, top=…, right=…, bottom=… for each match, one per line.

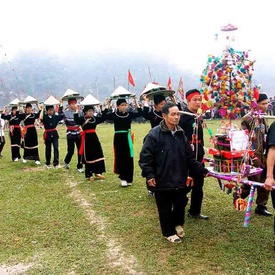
left=69, top=180, right=143, bottom=275
left=0, top=263, right=34, bottom=274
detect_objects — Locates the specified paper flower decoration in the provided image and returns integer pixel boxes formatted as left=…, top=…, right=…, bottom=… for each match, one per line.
left=200, top=47, right=258, bottom=119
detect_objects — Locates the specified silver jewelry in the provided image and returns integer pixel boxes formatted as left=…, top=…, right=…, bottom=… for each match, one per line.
left=115, top=111, right=129, bottom=118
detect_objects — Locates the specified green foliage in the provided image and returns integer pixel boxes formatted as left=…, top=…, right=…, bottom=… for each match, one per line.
left=0, top=119, right=275, bottom=274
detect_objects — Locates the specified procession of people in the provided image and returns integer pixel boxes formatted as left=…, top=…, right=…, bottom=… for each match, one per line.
left=1, top=85, right=275, bottom=245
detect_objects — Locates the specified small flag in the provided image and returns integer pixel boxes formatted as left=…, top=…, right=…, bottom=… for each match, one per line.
left=128, top=70, right=135, bottom=87
left=167, top=76, right=172, bottom=90
left=55, top=95, right=59, bottom=113
left=178, top=77, right=184, bottom=100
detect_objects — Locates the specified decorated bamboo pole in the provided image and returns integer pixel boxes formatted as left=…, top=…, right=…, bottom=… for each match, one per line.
left=207, top=169, right=275, bottom=227
left=178, top=110, right=198, bottom=117
left=207, top=170, right=272, bottom=189
left=243, top=185, right=256, bottom=227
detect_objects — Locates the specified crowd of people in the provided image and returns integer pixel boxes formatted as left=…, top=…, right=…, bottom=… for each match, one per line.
left=1, top=90, right=275, bottom=245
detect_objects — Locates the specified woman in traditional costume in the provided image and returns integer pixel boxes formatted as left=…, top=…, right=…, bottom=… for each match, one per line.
left=103, top=97, right=142, bottom=187
left=74, top=105, right=106, bottom=181
left=142, top=94, right=178, bottom=128
left=1, top=106, right=22, bottom=161
left=18, top=103, right=41, bottom=164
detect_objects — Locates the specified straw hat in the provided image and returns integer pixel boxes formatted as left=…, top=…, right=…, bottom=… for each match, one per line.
left=61, top=88, right=82, bottom=100
left=8, top=98, right=21, bottom=106
left=44, top=95, right=60, bottom=106
left=110, top=86, right=135, bottom=99
left=23, top=95, right=38, bottom=104
left=140, top=83, right=174, bottom=100
left=80, top=94, right=101, bottom=106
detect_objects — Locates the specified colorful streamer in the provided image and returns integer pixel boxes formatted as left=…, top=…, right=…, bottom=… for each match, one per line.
left=243, top=185, right=255, bottom=227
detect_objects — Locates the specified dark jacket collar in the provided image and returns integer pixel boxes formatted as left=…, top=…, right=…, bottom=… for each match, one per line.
left=160, top=120, right=183, bottom=133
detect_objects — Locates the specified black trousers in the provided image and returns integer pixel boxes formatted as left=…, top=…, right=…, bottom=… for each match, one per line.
left=64, top=136, right=83, bottom=169
left=0, top=136, right=5, bottom=154
left=118, top=158, right=134, bottom=183
left=11, top=145, right=21, bottom=160
left=188, top=168, right=204, bottom=215
left=155, top=189, right=188, bottom=237
left=45, top=138, right=59, bottom=166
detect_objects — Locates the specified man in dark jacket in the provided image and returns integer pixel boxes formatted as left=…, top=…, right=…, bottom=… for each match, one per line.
left=139, top=102, right=208, bottom=243
left=142, top=93, right=177, bottom=196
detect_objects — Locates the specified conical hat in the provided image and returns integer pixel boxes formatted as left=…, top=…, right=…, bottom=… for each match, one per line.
left=9, top=98, right=21, bottom=106
left=44, top=95, right=60, bottom=106
left=140, top=83, right=174, bottom=100
left=80, top=94, right=101, bottom=106
left=23, top=95, right=38, bottom=103
left=61, top=88, right=81, bottom=100
left=110, top=86, right=135, bottom=99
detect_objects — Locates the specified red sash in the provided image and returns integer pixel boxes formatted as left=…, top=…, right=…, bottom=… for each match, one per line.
left=79, top=129, right=96, bottom=155
left=67, top=126, right=80, bottom=131
left=9, top=125, right=20, bottom=136
left=43, top=128, right=57, bottom=141
left=22, top=124, right=35, bottom=135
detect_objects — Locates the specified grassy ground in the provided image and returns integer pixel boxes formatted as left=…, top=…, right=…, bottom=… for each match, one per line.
left=0, top=118, right=275, bottom=274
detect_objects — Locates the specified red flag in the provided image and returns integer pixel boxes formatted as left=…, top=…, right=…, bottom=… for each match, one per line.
left=128, top=70, right=135, bottom=87
left=167, top=76, right=172, bottom=90
left=178, top=77, right=184, bottom=100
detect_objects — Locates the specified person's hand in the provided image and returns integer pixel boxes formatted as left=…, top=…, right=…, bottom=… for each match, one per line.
left=169, top=94, right=176, bottom=103
left=106, top=98, right=111, bottom=108
left=203, top=168, right=210, bottom=177
left=264, top=177, right=275, bottom=191
left=147, top=178, right=156, bottom=187
left=142, top=94, right=149, bottom=102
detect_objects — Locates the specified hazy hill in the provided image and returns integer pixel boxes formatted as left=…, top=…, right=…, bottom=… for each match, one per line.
left=0, top=49, right=273, bottom=106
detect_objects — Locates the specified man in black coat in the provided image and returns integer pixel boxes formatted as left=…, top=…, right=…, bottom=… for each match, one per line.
left=139, top=102, right=208, bottom=243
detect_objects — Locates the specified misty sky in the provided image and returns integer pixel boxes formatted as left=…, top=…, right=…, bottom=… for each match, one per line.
left=0, top=0, right=274, bottom=74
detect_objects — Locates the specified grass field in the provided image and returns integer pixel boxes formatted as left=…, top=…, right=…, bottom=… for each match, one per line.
left=0, top=118, right=275, bottom=274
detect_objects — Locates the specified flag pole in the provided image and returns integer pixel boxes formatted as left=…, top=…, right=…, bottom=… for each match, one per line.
left=127, top=69, right=129, bottom=91
left=95, top=76, right=99, bottom=101
left=148, top=66, right=152, bottom=82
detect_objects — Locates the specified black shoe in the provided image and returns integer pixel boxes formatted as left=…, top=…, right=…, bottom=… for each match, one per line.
left=255, top=207, right=272, bottom=216
left=188, top=213, right=209, bottom=220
